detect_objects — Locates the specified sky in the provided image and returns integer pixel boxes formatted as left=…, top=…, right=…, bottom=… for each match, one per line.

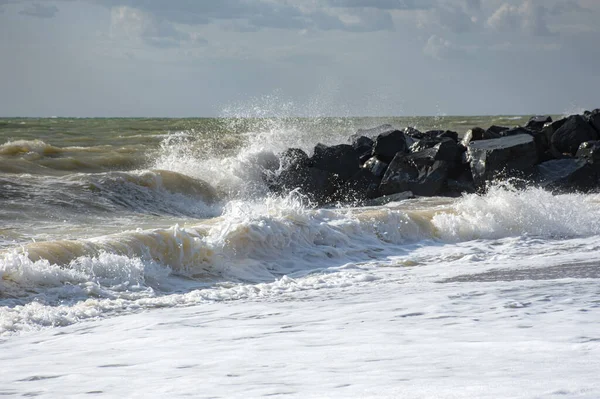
left=0, top=0, right=599, bottom=117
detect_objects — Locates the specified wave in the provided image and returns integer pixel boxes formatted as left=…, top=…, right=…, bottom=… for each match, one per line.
left=0, top=139, right=64, bottom=156
left=3, top=185, right=600, bottom=293
left=151, top=119, right=358, bottom=198
left=2, top=185, right=600, bottom=334
left=0, top=140, right=149, bottom=174
left=0, top=169, right=221, bottom=220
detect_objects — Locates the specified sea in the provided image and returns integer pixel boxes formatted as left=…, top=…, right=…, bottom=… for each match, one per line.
left=1, top=115, right=599, bottom=398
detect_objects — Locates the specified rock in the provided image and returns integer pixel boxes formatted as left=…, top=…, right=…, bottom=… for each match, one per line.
left=425, top=130, right=459, bottom=142
left=486, top=125, right=509, bottom=136
left=380, top=151, right=450, bottom=197
left=363, top=156, right=388, bottom=177
left=584, top=109, right=600, bottom=133
left=339, top=169, right=381, bottom=202
left=404, top=126, right=424, bottom=139
left=410, top=134, right=461, bottom=153
left=526, top=115, right=552, bottom=131
left=446, top=169, right=476, bottom=196
left=310, top=143, right=360, bottom=181
left=279, top=148, right=309, bottom=170
left=352, top=136, right=374, bottom=164
left=576, top=141, right=600, bottom=163
left=461, top=127, right=500, bottom=146
left=500, top=126, right=551, bottom=162
left=410, top=139, right=440, bottom=153
left=541, top=118, right=568, bottom=158
left=272, top=166, right=338, bottom=204
left=576, top=141, right=600, bottom=175
left=550, top=115, right=599, bottom=156
left=352, top=135, right=373, bottom=149
left=372, top=129, right=410, bottom=163
left=499, top=127, right=532, bottom=137
left=468, top=134, right=538, bottom=188
left=536, top=158, right=597, bottom=192
left=433, top=139, right=463, bottom=163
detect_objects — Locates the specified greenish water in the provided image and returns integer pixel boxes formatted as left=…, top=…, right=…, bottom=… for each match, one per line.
left=0, top=116, right=534, bottom=148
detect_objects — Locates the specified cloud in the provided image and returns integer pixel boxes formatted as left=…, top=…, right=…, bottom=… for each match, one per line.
left=326, top=0, right=432, bottom=10
left=423, top=34, right=462, bottom=60
left=465, top=0, right=481, bottom=12
left=487, top=0, right=550, bottom=36
left=90, top=0, right=400, bottom=32
left=19, top=3, right=59, bottom=18
left=550, top=0, right=588, bottom=16
left=418, top=4, right=478, bottom=34
left=110, top=6, right=205, bottom=48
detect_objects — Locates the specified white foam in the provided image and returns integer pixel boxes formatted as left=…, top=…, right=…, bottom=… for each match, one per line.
left=3, top=186, right=600, bottom=335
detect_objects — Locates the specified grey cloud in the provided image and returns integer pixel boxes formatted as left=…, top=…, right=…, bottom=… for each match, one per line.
left=520, top=0, right=550, bottom=36
left=437, top=5, right=477, bottom=33
left=423, top=34, right=458, bottom=59
left=110, top=6, right=206, bottom=48
left=341, top=7, right=395, bottom=32
left=465, top=0, right=481, bottom=11
left=19, top=3, right=59, bottom=18
left=326, top=0, right=432, bottom=10
left=419, top=4, right=478, bottom=34
left=551, top=0, right=588, bottom=16
left=89, top=0, right=398, bottom=32
left=487, top=1, right=550, bottom=36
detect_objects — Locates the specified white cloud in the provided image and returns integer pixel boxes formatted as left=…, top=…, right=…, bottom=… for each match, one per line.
left=19, top=3, right=59, bottom=18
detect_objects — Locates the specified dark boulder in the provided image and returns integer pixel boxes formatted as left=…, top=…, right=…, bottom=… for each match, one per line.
left=446, top=169, right=476, bottom=196
left=526, top=115, right=552, bottom=131
left=380, top=151, right=450, bottom=197
left=410, top=138, right=441, bottom=153
left=352, top=136, right=374, bottom=164
left=576, top=141, right=600, bottom=175
left=338, top=169, right=381, bottom=202
left=584, top=109, right=600, bottom=133
left=372, top=129, right=410, bottom=163
left=363, top=156, right=388, bottom=177
left=461, top=127, right=501, bottom=146
left=352, top=135, right=373, bottom=150
left=404, top=126, right=424, bottom=139
left=279, top=148, right=310, bottom=170
left=499, top=127, right=533, bottom=137
left=310, top=143, right=360, bottom=181
left=542, top=118, right=568, bottom=158
left=486, top=125, right=510, bottom=136
left=424, top=130, right=459, bottom=142
left=500, top=126, right=551, bottom=162
left=410, top=135, right=462, bottom=154
left=468, top=134, right=538, bottom=188
left=434, top=139, right=463, bottom=163
left=536, top=159, right=597, bottom=192
left=576, top=141, right=600, bottom=163
left=550, top=115, right=599, bottom=156
left=272, top=167, right=338, bottom=204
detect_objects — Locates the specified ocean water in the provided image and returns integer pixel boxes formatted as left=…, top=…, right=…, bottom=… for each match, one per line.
left=1, top=116, right=599, bottom=398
